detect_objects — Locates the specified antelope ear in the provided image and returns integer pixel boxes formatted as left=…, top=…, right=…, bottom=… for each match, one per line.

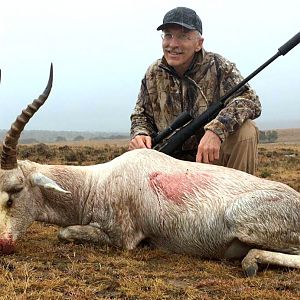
left=30, top=173, right=71, bottom=194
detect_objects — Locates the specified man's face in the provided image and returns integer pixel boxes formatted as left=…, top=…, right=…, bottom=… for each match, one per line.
left=162, top=25, right=203, bottom=76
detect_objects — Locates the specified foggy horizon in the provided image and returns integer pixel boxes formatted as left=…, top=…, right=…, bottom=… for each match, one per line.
left=1, top=0, right=299, bottom=133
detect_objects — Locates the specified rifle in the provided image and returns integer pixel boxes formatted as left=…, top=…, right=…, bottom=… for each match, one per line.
left=152, top=32, right=300, bottom=154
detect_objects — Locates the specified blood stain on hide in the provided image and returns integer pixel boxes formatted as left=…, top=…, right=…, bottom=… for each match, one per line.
left=149, top=171, right=212, bottom=205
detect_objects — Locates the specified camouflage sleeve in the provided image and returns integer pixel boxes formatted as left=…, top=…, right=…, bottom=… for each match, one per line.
left=204, top=55, right=262, bottom=142
left=130, top=76, right=158, bottom=138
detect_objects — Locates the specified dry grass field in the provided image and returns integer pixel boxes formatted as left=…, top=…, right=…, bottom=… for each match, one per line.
left=0, top=134, right=299, bottom=299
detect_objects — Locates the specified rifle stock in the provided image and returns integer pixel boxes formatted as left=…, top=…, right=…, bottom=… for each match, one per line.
left=154, top=32, right=300, bottom=155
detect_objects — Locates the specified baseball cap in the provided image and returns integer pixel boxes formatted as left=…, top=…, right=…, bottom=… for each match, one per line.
left=157, top=7, right=202, bottom=34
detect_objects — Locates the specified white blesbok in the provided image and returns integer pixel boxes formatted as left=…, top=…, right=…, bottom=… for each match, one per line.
left=0, top=65, right=299, bottom=277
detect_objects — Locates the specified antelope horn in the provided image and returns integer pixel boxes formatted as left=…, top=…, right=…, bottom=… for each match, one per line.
left=1, top=64, right=53, bottom=170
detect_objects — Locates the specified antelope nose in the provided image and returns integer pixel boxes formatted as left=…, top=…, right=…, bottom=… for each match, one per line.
left=0, top=239, right=15, bottom=254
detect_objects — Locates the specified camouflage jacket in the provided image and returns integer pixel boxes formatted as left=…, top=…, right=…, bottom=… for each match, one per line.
left=130, top=49, right=261, bottom=150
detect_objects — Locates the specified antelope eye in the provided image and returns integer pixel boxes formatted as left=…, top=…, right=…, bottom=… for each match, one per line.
left=8, top=185, right=24, bottom=194
left=6, top=199, right=13, bottom=208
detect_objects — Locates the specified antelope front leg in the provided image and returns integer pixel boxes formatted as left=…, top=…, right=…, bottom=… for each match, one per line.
left=242, top=249, right=300, bottom=277
left=58, top=224, right=112, bottom=246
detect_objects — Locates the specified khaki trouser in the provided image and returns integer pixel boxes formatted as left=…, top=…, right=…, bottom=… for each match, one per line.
left=172, top=120, right=259, bottom=175
left=213, top=120, right=259, bottom=175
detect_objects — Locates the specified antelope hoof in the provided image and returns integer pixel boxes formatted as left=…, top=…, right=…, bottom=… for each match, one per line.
left=57, top=228, right=73, bottom=242
left=242, top=253, right=258, bottom=277
left=243, top=263, right=258, bottom=277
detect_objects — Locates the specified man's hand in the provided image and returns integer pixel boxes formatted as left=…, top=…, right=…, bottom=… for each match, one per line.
left=196, top=130, right=221, bottom=163
left=129, top=135, right=152, bottom=150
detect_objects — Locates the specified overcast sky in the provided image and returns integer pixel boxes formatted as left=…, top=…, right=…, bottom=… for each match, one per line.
left=1, top=0, right=299, bottom=132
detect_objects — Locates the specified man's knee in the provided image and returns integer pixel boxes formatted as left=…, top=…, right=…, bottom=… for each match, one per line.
left=218, top=120, right=259, bottom=174
left=225, top=120, right=259, bottom=148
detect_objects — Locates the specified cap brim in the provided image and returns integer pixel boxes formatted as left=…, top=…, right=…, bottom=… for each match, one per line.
left=157, top=22, right=195, bottom=31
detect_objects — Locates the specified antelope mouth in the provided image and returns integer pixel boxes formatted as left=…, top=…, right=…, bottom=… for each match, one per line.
left=0, top=238, right=16, bottom=254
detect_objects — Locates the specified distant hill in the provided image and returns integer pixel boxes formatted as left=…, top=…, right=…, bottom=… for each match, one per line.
left=0, top=129, right=129, bottom=144
left=0, top=128, right=298, bottom=145
left=276, top=128, right=300, bottom=143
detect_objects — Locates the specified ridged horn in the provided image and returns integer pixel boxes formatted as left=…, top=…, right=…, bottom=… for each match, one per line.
left=1, top=64, right=53, bottom=170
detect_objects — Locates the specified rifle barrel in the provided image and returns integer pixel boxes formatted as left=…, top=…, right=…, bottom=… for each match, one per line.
left=278, top=32, right=300, bottom=55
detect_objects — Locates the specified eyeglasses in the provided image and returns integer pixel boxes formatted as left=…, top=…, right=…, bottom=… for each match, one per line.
left=161, top=32, right=197, bottom=42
